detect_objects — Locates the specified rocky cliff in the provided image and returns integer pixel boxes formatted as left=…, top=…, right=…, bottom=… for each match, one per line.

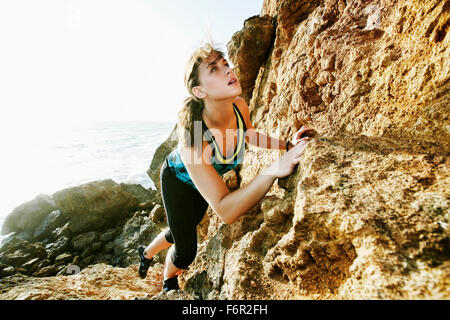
left=0, top=180, right=171, bottom=299
left=178, top=0, right=449, bottom=299
left=0, top=0, right=448, bottom=300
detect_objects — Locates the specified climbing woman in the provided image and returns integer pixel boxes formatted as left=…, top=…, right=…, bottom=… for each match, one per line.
left=137, top=42, right=316, bottom=292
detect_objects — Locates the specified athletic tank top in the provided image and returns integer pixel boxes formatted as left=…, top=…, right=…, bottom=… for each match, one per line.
left=166, top=103, right=247, bottom=189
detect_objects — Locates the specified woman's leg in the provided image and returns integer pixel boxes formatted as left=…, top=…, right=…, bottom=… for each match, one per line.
left=157, top=158, right=209, bottom=285
left=164, top=246, right=183, bottom=280
left=143, top=229, right=172, bottom=260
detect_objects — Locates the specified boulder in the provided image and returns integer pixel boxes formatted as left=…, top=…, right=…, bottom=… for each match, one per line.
left=99, top=228, right=119, bottom=242
left=1, top=265, right=15, bottom=277
left=33, top=210, right=65, bottom=241
left=52, top=179, right=137, bottom=234
left=21, top=257, right=41, bottom=275
left=45, top=236, right=71, bottom=262
left=150, top=204, right=165, bottom=223
left=32, top=265, right=58, bottom=277
left=0, top=237, right=47, bottom=268
left=1, top=194, right=57, bottom=237
left=118, top=183, right=158, bottom=206
left=54, top=252, right=73, bottom=265
left=112, top=215, right=166, bottom=267
left=147, top=125, right=179, bottom=190
left=227, top=14, right=275, bottom=103
left=52, top=222, right=71, bottom=239
left=72, top=232, right=98, bottom=252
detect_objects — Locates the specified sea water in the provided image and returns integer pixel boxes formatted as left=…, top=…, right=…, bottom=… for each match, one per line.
left=0, top=120, right=175, bottom=238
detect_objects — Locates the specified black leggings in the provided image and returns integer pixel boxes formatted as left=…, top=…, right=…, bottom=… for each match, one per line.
left=160, top=158, right=209, bottom=269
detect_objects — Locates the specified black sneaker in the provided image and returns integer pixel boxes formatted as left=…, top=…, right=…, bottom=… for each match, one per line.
left=163, top=276, right=180, bottom=291
left=138, top=245, right=153, bottom=279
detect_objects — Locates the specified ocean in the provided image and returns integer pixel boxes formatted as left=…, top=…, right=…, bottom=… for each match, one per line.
left=0, top=121, right=176, bottom=238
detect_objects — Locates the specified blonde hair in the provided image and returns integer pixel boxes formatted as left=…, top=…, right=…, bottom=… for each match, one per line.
left=177, top=42, right=225, bottom=152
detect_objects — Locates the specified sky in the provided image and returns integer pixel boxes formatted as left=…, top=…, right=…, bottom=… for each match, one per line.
left=0, top=0, right=263, bottom=130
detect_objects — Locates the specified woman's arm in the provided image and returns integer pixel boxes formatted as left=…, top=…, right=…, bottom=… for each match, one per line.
left=179, top=137, right=315, bottom=225
left=179, top=142, right=276, bottom=224
left=246, top=129, right=292, bottom=151
left=234, top=97, right=315, bottom=152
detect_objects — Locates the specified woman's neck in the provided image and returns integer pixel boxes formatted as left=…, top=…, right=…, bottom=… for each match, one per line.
left=202, top=98, right=235, bottom=129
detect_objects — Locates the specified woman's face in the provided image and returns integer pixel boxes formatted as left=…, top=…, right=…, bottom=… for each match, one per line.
left=194, top=51, right=242, bottom=101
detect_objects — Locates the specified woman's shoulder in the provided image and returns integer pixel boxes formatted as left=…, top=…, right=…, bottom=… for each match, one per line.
left=233, top=96, right=253, bottom=130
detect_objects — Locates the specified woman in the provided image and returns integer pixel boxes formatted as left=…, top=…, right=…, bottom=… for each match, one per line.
left=138, top=42, right=316, bottom=291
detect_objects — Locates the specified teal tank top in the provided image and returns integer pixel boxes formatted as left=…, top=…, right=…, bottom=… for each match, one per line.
left=166, top=103, right=247, bottom=189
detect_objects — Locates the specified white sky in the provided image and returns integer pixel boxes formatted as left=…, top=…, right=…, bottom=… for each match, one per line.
left=0, top=0, right=262, bottom=129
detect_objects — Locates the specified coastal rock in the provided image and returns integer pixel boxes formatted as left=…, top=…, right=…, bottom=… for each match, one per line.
left=52, top=179, right=137, bottom=234
left=181, top=136, right=449, bottom=299
left=45, top=236, right=71, bottom=262
left=0, top=264, right=164, bottom=300
left=99, top=228, right=120, bottom=243
left=0, top=180, right=162, bottom=280
left=1, top=0, right=449, bottom=300
left=147, top=125, right=179, bottom=190
left=0, top=237, right=47, bottom=275
left=118, top=183, right=158, bottom=206
left=72, top=232, right=98, bottom=252
left=112, top=214, right=167, bottom=267
left=54, top=252, right=73, bottom=265
left=227, top=14, right=275, bottom=102
left=33, top=210, right=65, bottom=241
left=150, top=204, right=165, bottom=223
left=177, top=0, right=450, bottom=300
left=31, top=265, right=58, bottom=278
left=1, top=194, right=57, bottom=238
left=52, top=222, right=71, bottom=240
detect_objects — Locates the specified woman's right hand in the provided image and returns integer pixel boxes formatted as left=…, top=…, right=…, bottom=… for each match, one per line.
left=263, top=137, right=315, bottom=179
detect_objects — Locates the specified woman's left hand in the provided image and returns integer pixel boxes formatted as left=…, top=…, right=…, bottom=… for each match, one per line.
left=292, top=126, right=317, bottom=146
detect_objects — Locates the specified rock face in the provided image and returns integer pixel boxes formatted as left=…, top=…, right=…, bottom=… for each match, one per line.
left=0, top=0, right=448, bottom=300
left=177, top=0, right=449, bottom=299
left=147, top=125, right=179, bottom=191
left=0, top=180, right=168, bottom=280
left=227, top=15, right=275, bottom=103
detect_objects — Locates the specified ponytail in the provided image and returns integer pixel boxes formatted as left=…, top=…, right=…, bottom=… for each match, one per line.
left=177, top=96, right=205, bottom=152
